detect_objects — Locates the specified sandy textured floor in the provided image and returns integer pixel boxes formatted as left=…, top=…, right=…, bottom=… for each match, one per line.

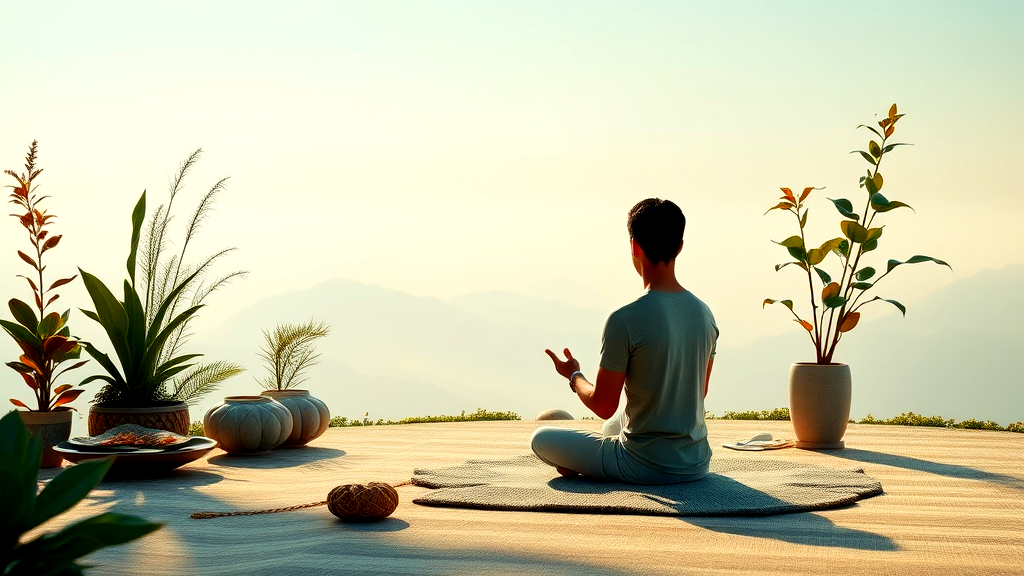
left=29, top=419, right=1024, bottom=575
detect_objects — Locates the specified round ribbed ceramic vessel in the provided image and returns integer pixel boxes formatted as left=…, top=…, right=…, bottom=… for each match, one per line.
left=259, top=390, right=330, bottom=447
left=203, top=396, right=293, bottom=454
left=19, top=409, right=73, bottom=468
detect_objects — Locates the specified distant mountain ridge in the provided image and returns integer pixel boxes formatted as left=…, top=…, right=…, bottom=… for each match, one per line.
left=714, top=264, right=1024, bottom=425
left=189, top=265, right=1023, bottom=427
left=190, top=279, right=606, bottom=423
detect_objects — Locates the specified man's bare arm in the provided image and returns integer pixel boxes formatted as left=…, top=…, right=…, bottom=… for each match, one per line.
left=571, top=367, right=626, bottom=420
left=544, top=348, right=626, bottom=419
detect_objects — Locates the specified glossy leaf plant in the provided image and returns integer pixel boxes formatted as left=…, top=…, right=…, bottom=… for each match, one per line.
left=763, top=104, right=950, bottom=364
left=0, top=411, right=162, bottom=575
left=1, top=141, right=88, bottom=411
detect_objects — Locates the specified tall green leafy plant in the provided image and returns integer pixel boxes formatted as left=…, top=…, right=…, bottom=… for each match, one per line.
left=763, top=104, right=950, bottom=364
left=78, top=193, right=205, bottom=404
left=0, top=411, right=162, bottom=575
left=2, top=141, right=87, bottom=411
left=79, top=149, right=244, bottom=405
left=257, top=320, right=330, bottom=390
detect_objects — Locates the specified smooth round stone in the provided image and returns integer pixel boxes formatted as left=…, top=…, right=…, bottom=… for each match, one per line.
left=536, top=409, right=574, bottom=421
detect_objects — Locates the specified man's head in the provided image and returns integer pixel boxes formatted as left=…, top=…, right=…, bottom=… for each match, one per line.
left=627, top=198, right=686, bottom=266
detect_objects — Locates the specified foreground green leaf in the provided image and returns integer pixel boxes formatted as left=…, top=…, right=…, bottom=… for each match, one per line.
left=15, top=512, right=162, bottom=569
left=31, top=458, right=114, bottom=531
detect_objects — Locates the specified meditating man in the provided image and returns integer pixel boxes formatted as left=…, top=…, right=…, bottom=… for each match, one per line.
left=533, top=198, right=719, bottom=484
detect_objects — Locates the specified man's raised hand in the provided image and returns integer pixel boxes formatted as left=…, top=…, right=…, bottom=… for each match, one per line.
left=544, top=348, right=581, bottom=380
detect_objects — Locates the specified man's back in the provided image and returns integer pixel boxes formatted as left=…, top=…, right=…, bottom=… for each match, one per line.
left=600, top=290, right=718, bottom=475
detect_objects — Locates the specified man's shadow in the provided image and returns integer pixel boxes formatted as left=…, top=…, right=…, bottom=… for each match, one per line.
left=548, top=473, right=898, bottom=551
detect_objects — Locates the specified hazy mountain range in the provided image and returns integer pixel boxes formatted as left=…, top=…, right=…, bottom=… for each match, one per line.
left=187, top=265, right=1023, bottom=427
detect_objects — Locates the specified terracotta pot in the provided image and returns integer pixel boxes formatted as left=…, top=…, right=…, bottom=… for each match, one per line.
left=203, top=396, right=293, bottom=454
left=19, top=409, right=73, bottom=468
left=260, top=390, right=330, bottom=447
left=88, top=401, right=190, bottom=436
left=789, top=362, right=852, bottom=450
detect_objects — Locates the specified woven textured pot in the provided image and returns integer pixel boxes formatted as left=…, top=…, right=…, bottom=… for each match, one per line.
left=88, top=401, right=190, bottom=436
left=204, top=396, right=293, bottom=454
left=789, top=363, right=852, bottom=450
left=260, top=390, right=330, bottom=447
left=19, top=409, right=73, bottom=468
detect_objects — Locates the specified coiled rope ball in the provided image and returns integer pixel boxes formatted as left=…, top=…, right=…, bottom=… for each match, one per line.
left=327, top=482, right=400, bottom=521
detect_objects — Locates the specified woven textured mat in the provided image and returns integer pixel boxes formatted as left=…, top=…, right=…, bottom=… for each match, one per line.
left=412, top=454, right=883, bottom=516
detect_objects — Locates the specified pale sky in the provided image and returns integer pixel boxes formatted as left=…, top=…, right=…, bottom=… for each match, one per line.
left=2, top=0, right=1022, bottom=354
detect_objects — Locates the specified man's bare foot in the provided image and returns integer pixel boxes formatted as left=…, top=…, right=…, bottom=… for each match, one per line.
left=556, top=466, right=579, bottom=477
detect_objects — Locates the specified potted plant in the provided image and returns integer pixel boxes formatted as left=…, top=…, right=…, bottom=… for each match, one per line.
left=2, top=141, right=89, bottom=467
left=1, top=410, right=162, bottom=575
left=256, top=320, right=331, bottom=447
left=763, top=104, right=949, bottom=449
left=79, top=150, right=245, bottom=436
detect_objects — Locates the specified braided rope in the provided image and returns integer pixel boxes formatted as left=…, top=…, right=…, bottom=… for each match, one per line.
left=190, top=480, right=413, bottom=520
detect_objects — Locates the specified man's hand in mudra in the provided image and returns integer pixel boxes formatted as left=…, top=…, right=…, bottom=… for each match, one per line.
left=544, top=348, right=580, bottom=380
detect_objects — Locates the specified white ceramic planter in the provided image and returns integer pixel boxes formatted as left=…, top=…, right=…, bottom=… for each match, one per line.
left=260, top=390, right=330, bottom=447
left=204, top=396, right=293, bottom=454
left=19, top=409, right=73, bottom=468
left=789, top=363, right=852, bottom=449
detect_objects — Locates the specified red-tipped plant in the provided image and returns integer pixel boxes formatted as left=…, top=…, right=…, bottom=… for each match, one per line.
left=2, top=141, right=88, bottom=411
left=763, top=104, right=950, bottom=364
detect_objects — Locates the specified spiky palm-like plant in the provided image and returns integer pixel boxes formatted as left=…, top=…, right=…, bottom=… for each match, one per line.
left=257, top=320, right=330, bottom=391
left=81, top=149, right=246, bottom=405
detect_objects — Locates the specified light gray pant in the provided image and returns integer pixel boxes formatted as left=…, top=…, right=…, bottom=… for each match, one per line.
left=530, top=409, right=707, bottom=484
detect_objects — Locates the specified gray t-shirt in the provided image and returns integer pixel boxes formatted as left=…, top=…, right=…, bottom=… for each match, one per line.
left=599, top=289, right=719, bottom=474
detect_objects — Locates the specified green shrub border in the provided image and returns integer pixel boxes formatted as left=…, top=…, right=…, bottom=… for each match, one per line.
left=703, top=407, right=1022, bottom=433
left=188, top=407, right=1021, bottom=435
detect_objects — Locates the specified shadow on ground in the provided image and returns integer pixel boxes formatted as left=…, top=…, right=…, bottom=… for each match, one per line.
left=686, top=510, right=899, bottom=551
left=822, top=448, right=1024, bottom=491
left=207, top=447, right=346, bottom=469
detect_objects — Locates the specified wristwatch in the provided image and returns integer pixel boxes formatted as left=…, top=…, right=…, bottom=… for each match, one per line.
left=568, top=371, right=583, bottom=393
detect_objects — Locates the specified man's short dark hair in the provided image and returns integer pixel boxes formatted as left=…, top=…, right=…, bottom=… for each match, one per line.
left=627, top=198, right=686, bottom=265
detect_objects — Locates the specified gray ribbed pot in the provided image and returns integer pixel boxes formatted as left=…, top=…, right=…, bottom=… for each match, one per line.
left=789, top=362, right=852, bottom=450
left=204, top=396, right=293, bottom=454
left=260, top=390, right=330, bottom=447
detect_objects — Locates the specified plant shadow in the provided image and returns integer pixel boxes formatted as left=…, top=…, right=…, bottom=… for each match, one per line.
left=207, top=447, right=346, bottom=469
left=821, top=448, right=1024, bottom=491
